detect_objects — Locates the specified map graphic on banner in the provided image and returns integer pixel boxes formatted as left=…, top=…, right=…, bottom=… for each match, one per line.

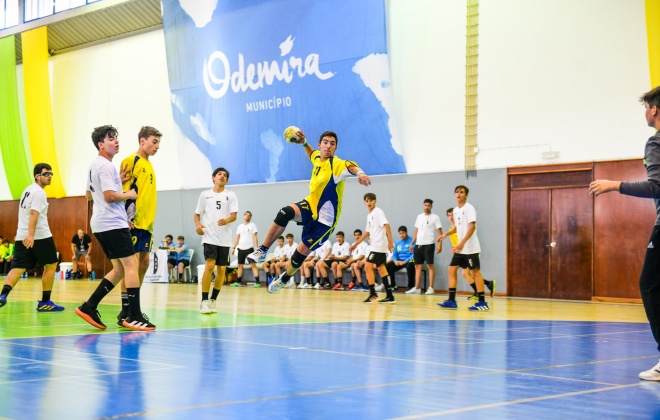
left=161, top=0, right=406, bottom=185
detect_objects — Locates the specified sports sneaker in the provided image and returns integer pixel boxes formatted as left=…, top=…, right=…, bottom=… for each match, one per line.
left=200, top=299, right=212, bottom=314
left=210, top=299, right=218, bottom=313
left=468, top=301, right=489, bottom=311
left=640, top=360, right=660, bottom=381
left=75, top=302, right=106, bottom=330
left=332, top=283, right=343, bottom=291
left=284, top=279, right=296, bottom=289
left=36, top=300, right=65, bottom=312
left=297, top=282, right=306, bottom=289
left=123, top=313, right=156, bottom=331
left=254, top=282, right=261, bottom=288
left=437, top=300, right=458, bottom=310
left=230, top=282, right=243, bottom=287
left=360, top=284, right=370, bottom=292
left=375, top=283, right=385, bottom=292
left=0, top=294, right=7, bottom=308
left=323, top=283, right=332, bottom=290
left=467, top=293, right=479, bottom=300
left=247, top=248, right=268, bottom=264
left=268, top=274, right=286, bottom=294
left=405, top=288, right=421, bottom=295
left=363, top=294, right=379, bottom=303
left=424, top=287, right=435, bottom=295
left=117, top=310, right=129, bottom=327
left=313, top=283, right=320, bottom=290
left=486, top=279, right=497, bottom=297
left=379, top=296, right=396, bottom=304
left=347, top=281, right=355, bottom=290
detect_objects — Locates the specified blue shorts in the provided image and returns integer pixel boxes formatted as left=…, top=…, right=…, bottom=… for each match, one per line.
left=293, top=199, right=334, bottom=252
left=131, top=228, right=153, bottom=253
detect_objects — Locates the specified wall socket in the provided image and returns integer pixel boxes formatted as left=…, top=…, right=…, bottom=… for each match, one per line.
left=542, top=151, right=559, bottom=159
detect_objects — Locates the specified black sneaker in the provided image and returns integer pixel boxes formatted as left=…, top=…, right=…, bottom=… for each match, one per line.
left=378, top=296, right=396, bottom=304
left=122, top=313, right=156, bottom=331
left=363, top=294, right=379, bottom=303
left=75, top=302, right=106, bottom=330
left=117, top=310, right=129, bottom=327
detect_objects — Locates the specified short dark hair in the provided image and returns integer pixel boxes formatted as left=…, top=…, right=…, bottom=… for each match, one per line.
left=138, top=126, right=162, bottom=142
left=454, top=185, right=469, bottom=195
left=213, top=167, right=229, bottom=178
left=446, top=208, right=454, bottom=215
left=244, top=211, right=252, bottom=217
left=354, top=229, right=362, bottom=236
left=277, top=236, right=284, bottom=241
left=285, top=233, right=294, bottom=239
left=641, top=86, right=660, bottom=109
left=165, top=234, right=173, bottom=241
left=398, top=226, right=407, bottom=233
left=364, top=192, right=376, bottom=201
left=33, top=163, right=52, bottom=180
left=177, top=235, right=184, bottom=240
left=91, top=125, right=118, bottom=151
left=424, top=198, right=433, bottom=205
left=336, top=231, right=344, bottom=237
left=319, top=131, right=338, bottom=145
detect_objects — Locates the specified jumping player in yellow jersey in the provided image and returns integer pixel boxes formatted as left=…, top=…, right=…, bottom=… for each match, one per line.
left=117, top=126, right=162, bottom=326
left=247, top=128, right=372, bottom=293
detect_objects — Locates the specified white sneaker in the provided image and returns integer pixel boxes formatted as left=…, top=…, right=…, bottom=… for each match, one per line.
left=246, top=248, right=267, bottom=264
left=639, top=360, right=660, bottom=381
left=297, top=282, right=306, bottom=289
left=313, top=283, right=320, bottom=290
left=284, top=279, right=296, bottom=289
left=302, top=283, right=312, bottom=289
left=209, top=299, right=217, bottom=313
left=425, top=287, right=435, bottom=295
left=405, top=288, right=421, bottom=295
left=268, top=274, right=286, bottom=294
left=200, top=300, right=212, bottom=314
left=375, top=284, right=385, bottom=292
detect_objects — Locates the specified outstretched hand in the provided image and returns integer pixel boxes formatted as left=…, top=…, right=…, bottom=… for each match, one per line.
left=358, top=173, right=371, bottom=186
left=589, top=180, right=620, bottom=196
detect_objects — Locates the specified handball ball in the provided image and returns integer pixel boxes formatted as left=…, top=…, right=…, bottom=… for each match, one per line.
left=283, top=126, right=302, bottom=143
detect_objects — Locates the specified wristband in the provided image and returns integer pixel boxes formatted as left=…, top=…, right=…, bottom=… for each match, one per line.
left=301, top=141, right=309, bottom=147
left=356, top=169, right=365, bottom=176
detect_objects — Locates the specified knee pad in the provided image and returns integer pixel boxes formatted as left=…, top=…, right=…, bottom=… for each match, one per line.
left=274, top=205, right=295, bottom=227
left=290, top=250, right=307, bottom=269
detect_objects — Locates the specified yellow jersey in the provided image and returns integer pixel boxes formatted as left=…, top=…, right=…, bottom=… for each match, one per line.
left=449, top=225, right=459, bottom=247
left=121, top=153, right=157, bottom=232
left=305, top=150, right=357, bottom=226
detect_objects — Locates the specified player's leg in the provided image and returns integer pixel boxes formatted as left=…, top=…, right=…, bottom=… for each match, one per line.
left=0, top=240, right=32, bottom=308
left=248, top=203, right=303, bottom=263
left=377, top=261, right=396, bottom=303
left=438, top=255, right=461, bottom=310
left=466, top=255, right=488, bottom=311
left=34, top=238, right=62, bottom=311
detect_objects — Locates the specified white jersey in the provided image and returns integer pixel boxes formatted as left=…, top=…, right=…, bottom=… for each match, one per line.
left=195, top=188, right=239, bottom=247
left=236, top=222, right=258, bottom=250
left=88, top=156, right=129, bottom=233
left=272, top=245, right=285, bottom=259
left=331, top=241, right=351, bottom=259
left=453, top=202, right=481, bottom=254
left=314, top=240, right=332, bottom=258
left=366, top=207, right=389, bottom=253
left=351, top=241, right=367, bottom=259
left=414, top=213, right=443, bottom=245
left=16, top=183, right=51, bottom=240
left=282, top=242, right=298, bottom=259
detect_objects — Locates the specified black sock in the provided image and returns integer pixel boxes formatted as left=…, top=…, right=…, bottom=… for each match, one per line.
left=383, top=275, right=395, bottom=290
left=323, top=277, right=329, bottom=284
left=485, top=279, right=492, bottom=289
left=258, top=245, right=269, bottom=253
left=178, top=273, right=183, bottom=280
left=211, top=288, right=221, bottom=300
left=449, top=288, right=457, bottom=301
left=469, top=282, right=477, bottom=293
left=237, top=277, right=242, bottom=284
left=202, top=292, right=209, bottom=301
left=121, top=292, right=129, bottom=315
left=281, top=273, right=291, bottom=282
left=369, top=284, right=376, bottom=294
left=478, top=291, right=485, bottom=303
left=41, top=290, right=52, bottom=302
left=126, top=287, right=142, bottom=318
left=88, top=279, right=115, bottom=308
left=2, top=284, right=12, bottom=296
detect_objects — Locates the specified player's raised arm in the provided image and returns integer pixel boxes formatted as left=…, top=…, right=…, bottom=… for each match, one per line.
left=348, top=164, right=371, bottom=186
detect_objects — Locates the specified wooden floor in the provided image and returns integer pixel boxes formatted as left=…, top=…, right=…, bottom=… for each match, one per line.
left=1, top=278, right=658, bottom=419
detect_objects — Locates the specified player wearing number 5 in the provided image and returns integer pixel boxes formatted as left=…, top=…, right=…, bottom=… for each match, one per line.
left=194, top=168, right=238, bottom=314
left=246, top=128, right=371, bottom=294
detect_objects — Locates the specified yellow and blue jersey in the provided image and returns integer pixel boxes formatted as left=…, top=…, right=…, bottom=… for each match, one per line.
left=121, top=153, right=157, bottom=233
left=304, top=150, right=356, bottom=226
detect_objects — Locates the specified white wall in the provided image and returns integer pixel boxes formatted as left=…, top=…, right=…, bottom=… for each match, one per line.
left=2, top=0, right=655, bottom=199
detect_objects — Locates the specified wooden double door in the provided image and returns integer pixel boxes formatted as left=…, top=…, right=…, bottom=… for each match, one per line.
left=508, top=164, right=593, bottom=300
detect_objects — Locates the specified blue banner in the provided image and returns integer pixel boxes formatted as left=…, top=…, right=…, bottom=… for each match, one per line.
left=162, top=0, right=406, bottom=184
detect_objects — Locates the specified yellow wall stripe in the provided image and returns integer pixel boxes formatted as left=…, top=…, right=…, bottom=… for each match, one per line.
left=647, top=0, right=660, bottom=87
left=21, top=27, right=66, bottom=198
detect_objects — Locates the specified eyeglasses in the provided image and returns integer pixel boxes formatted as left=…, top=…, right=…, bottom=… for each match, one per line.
left=39, top=172, right=53, bottom=177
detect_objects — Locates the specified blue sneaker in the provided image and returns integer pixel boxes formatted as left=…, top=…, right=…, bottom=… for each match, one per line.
left=468, top=301, right=489, bottom=311
left=437, top=300, right=458, bottom=310
left=0, top=294, right=6, bottom=308
left=37, top=300, right=65, bottom=312
left=247, top=248, right=268, bottom=264
left=268, top=274, right=286, bottom=294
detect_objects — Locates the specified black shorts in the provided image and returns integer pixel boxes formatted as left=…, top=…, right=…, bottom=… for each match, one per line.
left=203, top=244, right=230, bottom=266
left=237, top=248, right=254, bottom=265
left=323, top=259, right=333, bottom=267
left=414, top=244, right=435, bottom=265
left=131, top=228, right=153, bottom=253
left=11, top=237, right=58, bottom=269
left=94, top=229, right=135, bottom=260
left=449, top=253, right=481, bottom=270
left=178, top=259, right=190, bottom=267
left=167, top=258, right=177, bottom=266
left=366, top=251, right=387, bottom=267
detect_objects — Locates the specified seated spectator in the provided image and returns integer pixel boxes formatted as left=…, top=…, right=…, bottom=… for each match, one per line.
left=314, top=239, right=333, bottom=289
left=320, top=231, right=350, bottom=290
left=263, top=236, right=285, bottom=284
left=0, top=239, right=13, bottom=276
left=279, top=233, right=298, bottom=288
left=173, top=236, right=191, bottom=282
left=339, top=229, right=367, bottom=290
left=71, top=229, right=93, bottom=278
left=387, top=226, right=416, bottom=293
left=308, top=240, right=331, bottom=289
left=159, top=234, right=178, bottom=272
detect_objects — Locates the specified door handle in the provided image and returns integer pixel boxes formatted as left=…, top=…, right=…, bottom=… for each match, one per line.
left=549, top=242, right=556, bottom=248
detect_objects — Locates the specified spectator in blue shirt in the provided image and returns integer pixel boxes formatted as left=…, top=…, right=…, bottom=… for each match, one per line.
left=386, top=226, right=415, bottom=292
left=173, top=235, right=191, bottom=282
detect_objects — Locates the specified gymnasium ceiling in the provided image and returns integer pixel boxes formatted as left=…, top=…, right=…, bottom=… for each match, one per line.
left=12, top=0, right=162, bottom=63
